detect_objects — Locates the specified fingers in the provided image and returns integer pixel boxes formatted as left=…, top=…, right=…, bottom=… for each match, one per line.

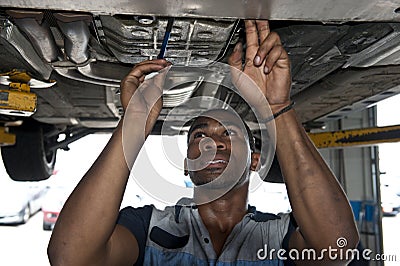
left=244, top=20, right=259, bottom=50
left=264, top=44, right=288, bottom=73
left=245, top=20, right=268, bottom=66
left=152, top=64, right=171, bottom=91
left=256, top=20, right=270, bottom=42
left=245, top=20, right=285, bottom=74
left=258, top=32, right=285, bottom=73
left=228, top=42, right=244, bottom=71
left=244, top=20, right=259, bottom=67
left=120, top=59, right=171, bottom=111
left=121, top=59, right=170, bottom=89
left=130, top=59, right=170, bottom=80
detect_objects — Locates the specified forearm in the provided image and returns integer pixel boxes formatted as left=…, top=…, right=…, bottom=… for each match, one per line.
left=273, top=108, right=359, bottom=250
left=48, top=119, right=146, bottom=265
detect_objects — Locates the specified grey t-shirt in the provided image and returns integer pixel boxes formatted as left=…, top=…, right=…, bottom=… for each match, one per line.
left=117, top=199, right=295, bottom=265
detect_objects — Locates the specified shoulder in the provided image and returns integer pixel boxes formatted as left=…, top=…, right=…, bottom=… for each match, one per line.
left=118, top=205, right=155, bottom=221
left=248, top=207, right=295, bottom=241
left=117, top=203, right=183, bottom=228
left=248, top=205, right=291, bottom=222
left=116, top=204, right=177, bottom=265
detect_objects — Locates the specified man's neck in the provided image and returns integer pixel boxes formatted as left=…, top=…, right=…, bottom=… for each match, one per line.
left=195, top=181, right=249, bottom=256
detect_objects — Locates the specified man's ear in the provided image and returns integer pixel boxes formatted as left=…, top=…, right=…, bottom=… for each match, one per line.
left=184, top=158, right=189, bottom=176
left=250, top=152, right=261, bottom=171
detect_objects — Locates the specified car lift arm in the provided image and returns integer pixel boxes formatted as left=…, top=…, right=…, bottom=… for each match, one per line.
left=309, top=124, right=400, bottom=148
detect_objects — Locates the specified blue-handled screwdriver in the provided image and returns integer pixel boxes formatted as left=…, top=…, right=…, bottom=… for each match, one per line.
left=157, top=18, right=174, bottom=59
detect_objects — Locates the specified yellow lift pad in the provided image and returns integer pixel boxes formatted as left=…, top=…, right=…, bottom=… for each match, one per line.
left=0, top=88, right=37, bottom=116
left=0, top=126, right=16, bottom=146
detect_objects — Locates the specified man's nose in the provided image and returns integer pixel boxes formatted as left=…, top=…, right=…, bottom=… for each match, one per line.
left=200, top=136, right=227, bottom=151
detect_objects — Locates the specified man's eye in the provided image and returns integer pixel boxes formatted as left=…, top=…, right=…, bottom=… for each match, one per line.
left=193, top=132, right=206, bottom=139
left=225, top=129, right=237, bottom=136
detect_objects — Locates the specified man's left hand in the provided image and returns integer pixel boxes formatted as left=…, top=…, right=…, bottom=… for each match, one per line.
left=228, top=20, right=292, bottom=113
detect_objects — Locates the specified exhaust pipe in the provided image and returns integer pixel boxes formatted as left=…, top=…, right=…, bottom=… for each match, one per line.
left=54, top=13, right=91, bottom=64
left=6, top=10, right=59, bottom=63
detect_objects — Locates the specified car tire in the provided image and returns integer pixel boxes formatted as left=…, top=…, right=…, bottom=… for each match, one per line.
left=1, top=121, right=57, bottom=181
left=43, top=222, right=52, bottom=231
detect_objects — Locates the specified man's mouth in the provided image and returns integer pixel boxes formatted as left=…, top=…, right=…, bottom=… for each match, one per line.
left=204, top=159, right=228, bottom=169
left=206, top=159, right=227, bottom=164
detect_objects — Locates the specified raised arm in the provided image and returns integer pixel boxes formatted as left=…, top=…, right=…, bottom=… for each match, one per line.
left=229, top=20, right=359, bottom=263
left=47, top=59, right=170, bottom=266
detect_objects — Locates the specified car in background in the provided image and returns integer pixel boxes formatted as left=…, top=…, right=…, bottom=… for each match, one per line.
left=0, top=181, right=48, bottom=224
left=381, top=185, right=400, bottom=216
left=42, top=179, right=147, bottom=231
left=381, top=175, right=400, bottom=197
left=41, top=185, right=73, bottom=230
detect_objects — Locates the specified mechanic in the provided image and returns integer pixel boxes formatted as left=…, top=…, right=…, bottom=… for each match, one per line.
left=47, top=20, right=359, bottom=265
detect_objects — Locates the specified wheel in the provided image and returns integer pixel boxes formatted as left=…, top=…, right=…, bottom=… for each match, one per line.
left=43, top=222, right=52, bottom=231
left=1, top=120, right=57, bottom=181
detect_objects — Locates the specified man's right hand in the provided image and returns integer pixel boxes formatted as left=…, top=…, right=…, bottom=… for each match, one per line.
left=120, top=59, right=171, bottom=136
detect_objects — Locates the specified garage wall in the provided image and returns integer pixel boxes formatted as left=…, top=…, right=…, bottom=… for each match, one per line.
left=318, top=107, right=383, bottom=264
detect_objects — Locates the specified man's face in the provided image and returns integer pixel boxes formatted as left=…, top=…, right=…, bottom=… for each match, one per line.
left=185, top=110, right=253, bottom=189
